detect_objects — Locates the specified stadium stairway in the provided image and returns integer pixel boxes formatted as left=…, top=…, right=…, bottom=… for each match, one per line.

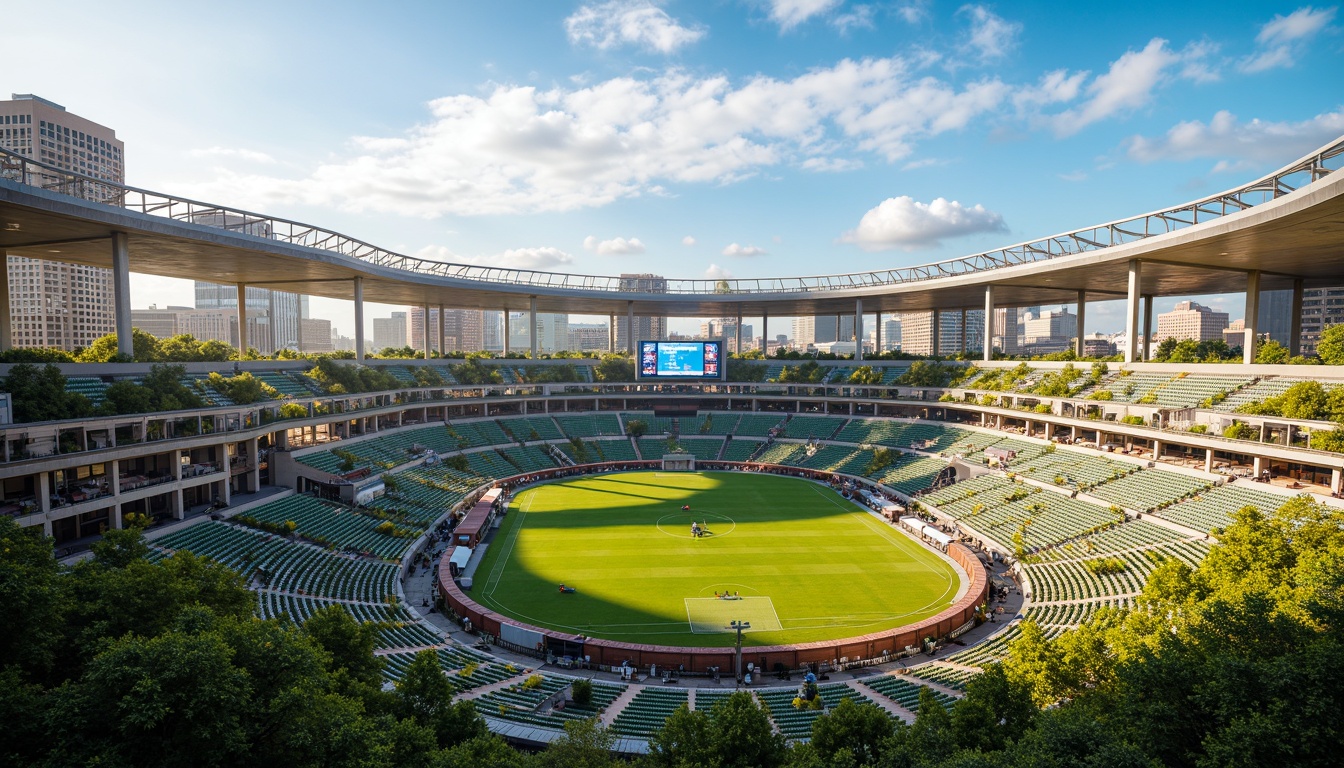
left=598, top=685, right=645, bottom=726
left=847, top=678, right=915, bottom=724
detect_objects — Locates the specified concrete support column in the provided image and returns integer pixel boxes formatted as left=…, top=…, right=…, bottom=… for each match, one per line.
left=983, top=285, right=995, bottom=362
left=503, top=310, right=511, bottom=356
left=1243, top=270, right=1261, bottom=364
left=423, top=303, right=433, bottom=360
left=0, top=250, right=11, bottom=351
left=1252, top=456, right=1264, bottom=477
left=1075, top=290, right=1086, bottom=357
left=761, top=312, right=769, bottom=353
left=608, top=314, right=616, bottom=352
left=931, top=311, right=941, bottom=357
left=626, top=302, right=636, bottom=354
left=112, top=232, right=133, bottom=358
left=173, top=489, right=185, bottom=520
left=1205, top=448, right=1214, bottom=473
left=236, top=281, right=249, bottom=356
left=529, top=297, right=538, bottom=359
left=1070, top=426, right=1078, bottom=442
left=38, top=472, right=50, bottom=515
left=1290, top=279, right=1304, bottom=357
left=438, top=304, right=447, bottom=357
left=1142, top=294, right=1154, bottom=362
left=855, top=298, right=864, bottom=363
left=1124, top=260, right=1142, bottom=363
left=1332, top=467, right=1342, bottom=495
left=247, top=437, right=261, bottom=493
left=959, top=308, right=967, bottom=354
left=735, top=312, right=743, bottom=354
left=875, top=313, right=883, bottom=353
left=353, top=277, right=365, bottom=363
left=1152, top=440, right=1162, bottom=460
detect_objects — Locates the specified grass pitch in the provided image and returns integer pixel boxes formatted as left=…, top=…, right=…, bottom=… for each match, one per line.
left=472, top=471, right=962, bottom=647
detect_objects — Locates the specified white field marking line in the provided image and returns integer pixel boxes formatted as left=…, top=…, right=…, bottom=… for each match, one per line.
left=805, top=483, right=959, bottom=612
left=684, top=596, right=783, bottom=634
left=480, top=491, right=533, bottom=603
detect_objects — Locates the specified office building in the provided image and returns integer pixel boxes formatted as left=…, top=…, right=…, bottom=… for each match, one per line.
left=299, top=318, right=333, bottom=354
left=130, top=306, right=185, bottom=339
left=1300, top=286, right=1344, bottom=356
left=614, top=274, right=667, bottom=348
left=882, top=318, right=902, bottom=351
left=1155, top=301, right=1229, bottom=344
left=2, top=94, right=124, bottom=351
left=194, top=282, right=300, bottom=355
left=568, top=323, right=610, bottom=351
left=373, top=312, right=407, bottom=352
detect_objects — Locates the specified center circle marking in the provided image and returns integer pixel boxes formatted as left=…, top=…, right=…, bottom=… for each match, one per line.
left=655, top=511, right=737, bottom=539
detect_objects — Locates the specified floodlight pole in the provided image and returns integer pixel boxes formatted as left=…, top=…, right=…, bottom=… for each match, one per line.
left=729, top=620, right=751, bottom=683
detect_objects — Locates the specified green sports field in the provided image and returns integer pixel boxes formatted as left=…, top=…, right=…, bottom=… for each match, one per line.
left=471, top=471, right=963, bottom=647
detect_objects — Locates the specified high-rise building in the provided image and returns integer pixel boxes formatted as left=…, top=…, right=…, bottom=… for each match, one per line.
left=1023, top=308, right=1077, bottom=346
left=373, top=312, right=407, bottom=352
left=882, top=318, right=902, bottom=351
left=441, top=308, right=484, bottom=352
left=299, top=318, right=333, bottom=353
left=615, top=274, right=668, bottom=348
left=792, top=315, right=856, bottom=347
left=992, top=307, right=1019, bottom=354
left=2, top=94, right=123, bottom=351
left=568, top=323, right=610, bottom=351
left=507, top=312, right=569, bottom=354
left=130, top=306, right=186, bottom=339
left=1258, top=290, right=1291, bottom=347
left=1300, top=286, right=1344, bottom=356
left=897, top=310, right=983, bottom=355
left=1155, top=301, right=1229, bottom=344
left=194, top=282, right=300, bottom=355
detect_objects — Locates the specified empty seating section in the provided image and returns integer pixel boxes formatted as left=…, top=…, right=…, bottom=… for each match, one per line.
left=784, top=415, right=841, bottom=439
left=447, top=419, right=512, bottom=448
left=152, top=520, right=398, bottom=602
left=1024, top=540, right=1211, bottom=602
left=678, top=438, right=726, bottom=460
left=921, top=475, right=1022, bottom=513
left=1098, top=372, right=1171, bottom=402
left=689, top=412, right=740, bottom=435
left=621, top=412, right=674, bottom=435
left=380, top=649, right=518, bottom=691
left=466, top=450, right=519, bottom=479
left=65, top=376, right=109, bottom=407
left=1155, top=485, right=1298, bottom=532
left=835, top=418, right=911, bottom=445
left=592, top=438, right=638, bottom=462
left=298, top=424, right=464, bottom=474
left=721, top=439, right=763, bottom=461
left=1147, top=374, right=1251, bottom=408
left=955, top=493, right=1125, bottom=552
left=732, top=414, right=786, bottom=436
left=1087, top=470, right=1212, bottom=513
left=756, top=684, right=878, bottom=738
left=1215, top=377, right=1310, bottom=411
left=880, top=366, right=909, bottom=384
left=239, top=494, right=414, bottom=560
left=944, top=623, right=1067, bottom=668
left=692, top=689, right=735, bottom=716
left=257, top=591, right=442, bottom=650
left=876, top=455, right=948, bottom=496
left=474, top=674, right=618, bottom=729
left=186, top=376, right=236, bottom=407
left=501, top=416, right=563, bottom=441
left=863, top=676, right=957, bottom=712
left=636, top=436, right=677, bottom=459
left=379, top=466, right=477, bottom=524
left=1016, top=451, right=1138, bottom=490
left=1025, top=597, right=1133, bottom=628
left=825, top=367, right=852, bottom=383
left=763, top=364, right=786, bottom=381
left=754, top=442, right=806, bottom=465
left=555, top=413, right=623, bottom=437
left=610, top=688, right=689, bottom=738
left=902, top=664, right=979, bottom=691
left=254, top=371, right=314, bottom=398
left=1032, top=519, right=1189, bottom=562
left=499, top=445, right=557, bottom=474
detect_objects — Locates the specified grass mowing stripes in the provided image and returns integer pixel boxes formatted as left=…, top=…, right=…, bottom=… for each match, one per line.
left=471, top=471, right=961, bottom=648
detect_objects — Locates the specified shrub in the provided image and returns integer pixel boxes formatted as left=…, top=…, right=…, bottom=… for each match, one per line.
left=523, top=674, right=544, bottom=690
left=570, top=678, right=593, bottom=707
left=1120, top=415, right=1144, bottom=426
left=1223, top=422, right=1255, bottom=440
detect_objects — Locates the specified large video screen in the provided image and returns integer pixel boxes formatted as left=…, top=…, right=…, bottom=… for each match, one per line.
left=637, top=340, right=725, bottom=381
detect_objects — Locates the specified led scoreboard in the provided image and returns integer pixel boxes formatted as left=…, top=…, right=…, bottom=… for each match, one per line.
left=636, top=340, right=726, bottom=381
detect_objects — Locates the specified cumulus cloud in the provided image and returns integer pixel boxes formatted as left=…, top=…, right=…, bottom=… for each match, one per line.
left=1240, top=5, right=1337, bottom=73
left=1050, top=38, right=1213, bottom=136
left=681, top=235, right=697, bottom=246
left=565, top=1, right=705, bottom=54
left=896, top=1, right=928, bottom=24
left=832, top=5, right=875, bottom=33
left=959, top=5, right=1022, bottom=62
left=583, top=235, right=647, bottom=255
left=722, top=243, right=768, bottom=257
left=185, top=56, right=1012, bottom=217
left=839, top=196, right=1008, bottom=251
left=1125, top=109, right=1344, bottom=165
left=705, top=263, right=733, bottom=279
left=768, top=0, right=844, bottom=30
left=415, top=244, right=574, bottom=270
left=188, top=146, right=276, bottom=164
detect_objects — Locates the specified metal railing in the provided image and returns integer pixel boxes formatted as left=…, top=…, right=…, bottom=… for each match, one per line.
left=4, top=134, right=1343, bottom=295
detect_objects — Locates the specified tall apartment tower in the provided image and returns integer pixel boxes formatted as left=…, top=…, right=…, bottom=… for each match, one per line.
left=194, top=282, right=301, bottom=355
left=409, top=307, right=485, bottom=353
left=373, top=312, right=408, bottom=351
left=1, top=94, right=124, bottom=350
left=615, top=274, right=668, bottom=348
left=1155, top=301, right=1229, bottom=344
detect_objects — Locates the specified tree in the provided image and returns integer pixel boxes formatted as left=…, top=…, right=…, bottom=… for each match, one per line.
left=569, top=678, right=593, bottom=707
left=847, top=366, right=883, bottom=385
left=0, top=518, right=67, bottom=678
left=706, top=691, right=787, bottom=768
left=302, top=604, right=384, bottom=691
left=536, top=718, right=619, bottom=768
left=646, top=703, right=715, bottom=768
left=1154, top=337, right=1179, bottom=361
left=808, top=698, right=895, bottom=766
left=395, top=650, right=486, bottom=749
left=78, top=327, right=161, bottom=362
left=594, top=354, right=634, bottom=382
left=1255, top=339, right=1290, bottom=364
left=626, top=419, right=649, bottom=438
left=895, top=360, right=953, bottom=387
left=1317, top=324, right=1344, bottom=365
left=0, top=363, right=93, bottom=423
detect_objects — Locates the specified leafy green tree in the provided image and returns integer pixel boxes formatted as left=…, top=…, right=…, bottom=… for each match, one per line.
left=302, top=603, right=384, bottom=691
left=450, top=358, right=504, bottom=385
left=0, top=363, right=93, bottom=422
left=594, top=354, right=634, bottom=382
left=707, top=691, right=787, bottom=768
left=808, top=698, right=895, bottom=766
left=536, top=718, right=619, bottom=768
left=78, top=327, right=161, bottom=362
left=626, top=419, right=649, bottom=437
left=1317, top=324, right=1344, bottom=364
left=569, top=678, right=593, bottom=707
left=895, top=360, right=954, bottom=387
left=646, top=703, right=715, bottom=768
left=0, top=518, right=67, bottom=678
left=395, top=650, right=487, bottom=749
left=778, top=360, right=825, bottom=383
left=1153, top=337, right=1179, bottom=361
left=1255, top=339, right=1290, bottom=364
left=0, top=346, right=75, bottom=363
left=847, top=366, right=883, bottom=385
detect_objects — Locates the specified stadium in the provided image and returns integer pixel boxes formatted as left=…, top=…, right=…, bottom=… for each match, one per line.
left=3, top=123, right=1344, bottom=763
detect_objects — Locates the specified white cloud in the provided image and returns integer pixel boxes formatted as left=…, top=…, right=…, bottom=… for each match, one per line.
left=832, top=4, right=875, bottom=33
left=1050, top=38, right=1214, bottom=136
left=185, top=56, right=1012, bottom=217
left=1057, top=170, right=1088, bottom=182
left=188, top=146, right=276, bottom=164
left=959, top=5, right=1022, bottom=62
left=1125, top=109, right=1344, bottom=165
left=896, top=1, right=928, bottom=24
left=722, top=243, right=768, bottom=257
left=768, top=0, right=844, bottom=30
left=705, top=263, right=733, bottom=279
left=565, top=1, right=705, bottom=54
left=839, top=196, right=1008, bottom=251
left=1012, top=68, right=1088, bottom=112
left=415, top=244, right=574, bottom=270
left=681, top=235, right=697, bottom=246
left=1240, top=5, right=1337, bottom=72
left=582, top=235, right=647, bottom=255
left=800, top=155, right=864, bottom=172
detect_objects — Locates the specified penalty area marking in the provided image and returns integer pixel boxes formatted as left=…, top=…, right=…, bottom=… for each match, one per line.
left=685, top=596, right=783, bottom=634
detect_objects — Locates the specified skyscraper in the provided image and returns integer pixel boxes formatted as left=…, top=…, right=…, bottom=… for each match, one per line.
left=373, top=312, right=408, bottom=352
left=2, top=94, right=123, bottom=351
left=194, top=282, right=301, bottom=355
left=615, top=274, right=668, bottom=348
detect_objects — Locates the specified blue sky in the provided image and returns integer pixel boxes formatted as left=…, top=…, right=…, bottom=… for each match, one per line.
left=6, top=0, right=1343, bottom=337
